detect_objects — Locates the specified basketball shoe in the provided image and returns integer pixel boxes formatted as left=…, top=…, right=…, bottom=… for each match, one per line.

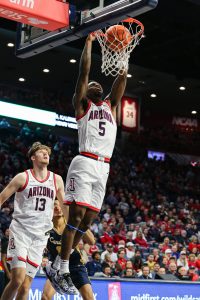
left=43, top=264, right=65, bottom=295
left=54, top=272, right=79, bottom=295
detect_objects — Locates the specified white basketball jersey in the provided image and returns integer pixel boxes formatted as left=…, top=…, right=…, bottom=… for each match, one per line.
left=12, top=169, right=56, bottom=235
left=77, top=100, right=117, bottom=158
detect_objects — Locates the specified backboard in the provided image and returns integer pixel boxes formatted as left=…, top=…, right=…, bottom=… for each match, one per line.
left=16, top=0, right=158, bottom=58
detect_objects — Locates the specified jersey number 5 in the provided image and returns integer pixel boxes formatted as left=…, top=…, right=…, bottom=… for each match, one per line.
left=99, top=121, right=106, bottom=136
left=35, top=198, right=46, bottom=211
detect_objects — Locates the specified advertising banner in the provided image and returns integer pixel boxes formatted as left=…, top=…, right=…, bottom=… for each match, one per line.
left=0, top=0, right=69, bottom=30
left=28, top=277, right=200, bottom=300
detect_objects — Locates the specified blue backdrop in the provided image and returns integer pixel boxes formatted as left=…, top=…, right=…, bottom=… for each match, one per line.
left=29, top=277, right=200, bottom=300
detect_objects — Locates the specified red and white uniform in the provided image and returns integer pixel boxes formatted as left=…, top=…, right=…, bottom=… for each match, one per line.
left=64, top=100, right=117, bottom=212
left=8, top=169, right=57, bottom=277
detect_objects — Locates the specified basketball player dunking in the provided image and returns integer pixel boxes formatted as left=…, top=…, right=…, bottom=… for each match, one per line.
left=0, top=142, right=65, bottom=300
left=53, top=33, right=127, bottom=293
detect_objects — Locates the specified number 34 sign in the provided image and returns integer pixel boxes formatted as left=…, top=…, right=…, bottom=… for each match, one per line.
left=121, top=97, right=139, bottom=131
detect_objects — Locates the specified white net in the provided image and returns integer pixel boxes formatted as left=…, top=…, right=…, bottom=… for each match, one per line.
left=94, top=18, right=144, bottom=77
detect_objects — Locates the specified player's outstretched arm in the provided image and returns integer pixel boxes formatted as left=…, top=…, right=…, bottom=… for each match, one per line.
left=55, top=174, right=69, bottom=221
left=72, top=34, right=95, bottom=116
left=0, top=173, right=26, bottom=208
left=109, top=71, right=127, bottom=119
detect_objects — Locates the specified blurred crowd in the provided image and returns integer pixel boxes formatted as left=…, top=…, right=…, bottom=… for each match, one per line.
left=1, top=83, right=200, bottom=155
left=0, top=119, right=200, bottom=283
left=0, top=83, right=74, bottom=115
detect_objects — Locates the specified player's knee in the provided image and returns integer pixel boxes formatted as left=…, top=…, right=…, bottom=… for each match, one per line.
left=19, top=283, right=30, bottom=295
left=10, top=276, right=24, bottom=290
left=69, top=214, right=84, bottom=227
left=41, top=293, right=49, bottom=300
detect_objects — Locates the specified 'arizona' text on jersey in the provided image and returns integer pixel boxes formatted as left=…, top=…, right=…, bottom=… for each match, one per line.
left=12, top=169, right=57, bottom=235
left=77, top=100, right=117, bottom=158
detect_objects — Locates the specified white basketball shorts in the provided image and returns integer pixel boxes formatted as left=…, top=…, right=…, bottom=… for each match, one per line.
left=7, top=221, right=48, bottom=278
left=64, top=154, right=110, bottom=212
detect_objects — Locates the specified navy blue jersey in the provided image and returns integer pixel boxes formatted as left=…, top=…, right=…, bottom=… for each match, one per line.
left=46, top=228, right=84, bottom=268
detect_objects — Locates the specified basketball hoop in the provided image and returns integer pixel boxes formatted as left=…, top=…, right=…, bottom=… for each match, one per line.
left=94, top=18, right=144, bottom=77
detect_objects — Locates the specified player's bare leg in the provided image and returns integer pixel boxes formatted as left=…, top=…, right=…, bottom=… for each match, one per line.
left=41, top=279, right=56, bottom=300
left=79, top=284, right=94, bottom=300
left=1, top=268, right=26, bottom=300
left=54, top=204, right=98, bottom=294
left=72, top=209, right=98, bottom=248
left=15, top=275, right=33, bottom=300
left=60, top=202, right=87, bottom=262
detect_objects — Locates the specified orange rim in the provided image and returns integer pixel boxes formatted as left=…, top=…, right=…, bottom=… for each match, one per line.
left=122, top=18, right=144, bottom=37
left=94, top=18, right=144, bottom=39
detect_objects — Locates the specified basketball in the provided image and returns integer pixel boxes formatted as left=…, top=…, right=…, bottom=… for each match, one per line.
left=105, top=24, right=132, bottom=51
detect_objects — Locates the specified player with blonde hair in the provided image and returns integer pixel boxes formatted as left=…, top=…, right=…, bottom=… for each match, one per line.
left=0, top=142, right=65, bottom=300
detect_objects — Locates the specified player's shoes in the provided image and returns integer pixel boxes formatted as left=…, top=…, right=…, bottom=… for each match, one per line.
left=54, top=272, right=79, bottom=295
left=43, top=264, right=64, bottom=295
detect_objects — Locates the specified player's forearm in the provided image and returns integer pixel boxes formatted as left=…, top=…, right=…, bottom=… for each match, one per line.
left=79, top=38, right=92, bottom=75
left=110, top=72, right=127, bottom=107
left=0, top=193, right=8, bottom=207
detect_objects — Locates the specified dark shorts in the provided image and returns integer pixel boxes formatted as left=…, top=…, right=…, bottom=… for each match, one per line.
left=70, top=265, right=91, bottom=290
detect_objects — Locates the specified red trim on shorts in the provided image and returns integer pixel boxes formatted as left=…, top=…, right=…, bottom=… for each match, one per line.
left=27, top=257, right=39, bottom=268
left=30, top=169, right=50, bottom=183
left=53, top=173, right=58, bottom=192
left=18, top=256, right=27, bottom=263
left=80, top=152, right=110, bottom=163
left=76, top=101, right=92, bottom=121
left=7, top=257, right=13, bottom=261
left=63, top=200, right=100, bottom=212
left=18, top=170, right=29, bottom=192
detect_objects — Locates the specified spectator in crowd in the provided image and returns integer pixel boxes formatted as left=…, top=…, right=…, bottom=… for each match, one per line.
left=134, top=232, right=148, bottom=248
left=0, top=228, right=10, bottom=293
left=177, top=266, right=190, bottom=281
left=132, top=255, right=143, bottom=274
left=188, top=236, right=200, bottom=252
left=188, top=253, right=197, bottom=268
left=161, top=237, right=171, bottom=253
left=188, top=266, right=199, bottom=281
left=125, top=242, right=135, bottom=259
left=171, top=244, right=180, bottom=259
left=117, top=249, right=127, bottom=270
left=86, top=251, right=102, bottom=276
left=177, top=251, right=189, bottom=271
left=167, top=262, right=178, bottom=277
left=152, top=248, right=161, bottom=264
left=78, top=239, right=88, bottom=264
left=123, top=268, right=135, bottom=278
left=94, top=264, right=112, bottom=278
left=146, top=254, right=156, bottom=272
left=101, top=253, right=114, bottom=270
left=101, top=243, right=117, bottom=263
left=160, top=256, right=168, bottom=269
left=138, top=265, right=151, bottom=279
left=112, top=263, right=123, bottom=277
left=150, top=263, right=160, bottom=279
left=157, top=267, right=166, bottom=276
